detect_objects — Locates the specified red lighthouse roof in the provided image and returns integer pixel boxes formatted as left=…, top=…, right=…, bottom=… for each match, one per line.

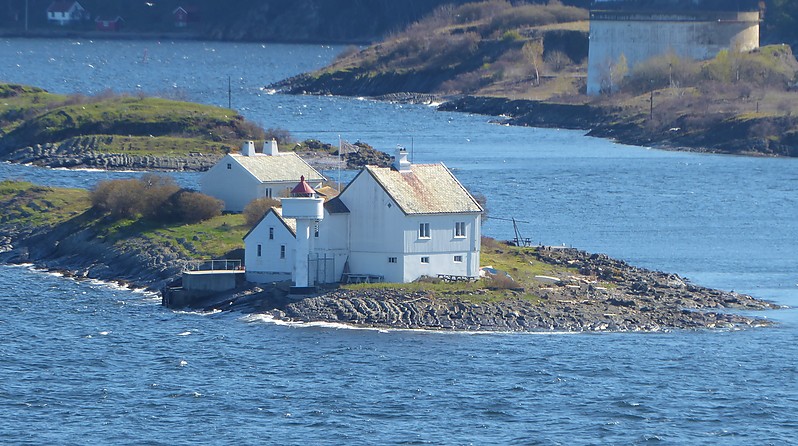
left=290, top=176, right=316, bottom=196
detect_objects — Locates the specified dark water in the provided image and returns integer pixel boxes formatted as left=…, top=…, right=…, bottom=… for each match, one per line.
left=1, top=38, right=797, bottom=445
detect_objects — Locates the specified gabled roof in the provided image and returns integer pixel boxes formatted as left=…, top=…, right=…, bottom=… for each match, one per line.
left=243, top=207, right=296, bottom=241
left=95, top=16, right=123, bottom=22
left=362, top=163, right=482, bottom=215
left=324, top=196, right=350, bottom=214
left=230, top=153, right=325, bottom=183
left=272, top=207, right=297, bottom=235
left=47, top=1, right=82, bottom=13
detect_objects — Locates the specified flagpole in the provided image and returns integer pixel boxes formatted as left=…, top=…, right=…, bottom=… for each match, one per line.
left=338, top=135, right=342, bottom=193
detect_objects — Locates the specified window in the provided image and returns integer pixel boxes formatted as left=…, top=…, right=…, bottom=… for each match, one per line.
left=388, top=257, right=397, bottom=263
left=455, top=222, right=466, bottom=238
left=265, top=188, right=272, bottom=198
left=419, top=223, right=430, bottom=239
left=269, top=227, right=274, bottom=240
left=227, top=163, right=232, bottom=170
left=421, top=257, right=430, bottom=264
left=280, top=245, right=286, bottom=259
left=314, top=223, right=319, bottom=238
left=257, top=244, right=262, bottom=257
left=454, top=255, right=463, bottom=263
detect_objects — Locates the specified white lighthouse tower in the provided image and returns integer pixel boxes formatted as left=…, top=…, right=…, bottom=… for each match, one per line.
left=281, top=176, right=324, bottom=293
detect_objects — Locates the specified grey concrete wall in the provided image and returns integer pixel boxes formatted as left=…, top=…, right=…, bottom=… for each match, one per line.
left=183, top=271, right=244, bottom=292
left=587, top=10, right=759, bottom=94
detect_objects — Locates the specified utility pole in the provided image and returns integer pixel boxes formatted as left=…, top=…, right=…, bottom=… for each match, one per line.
left=650, top=90, right=654, bottom=120
left=227, top=75, right=232, bottom=109
left=25, top=0, right=29, bottom=33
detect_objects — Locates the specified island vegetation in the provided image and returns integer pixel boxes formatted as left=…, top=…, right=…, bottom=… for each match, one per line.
left=0, top=179, right=777, bottom=332
left=0, top=83, right=391, bottom=171
left=272, top=0, right=798, bottom=157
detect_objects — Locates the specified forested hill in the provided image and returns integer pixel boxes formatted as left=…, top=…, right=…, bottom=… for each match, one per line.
left=2, top=0, right=588, bottom=43
left=1, top=0, right=794, bottom=46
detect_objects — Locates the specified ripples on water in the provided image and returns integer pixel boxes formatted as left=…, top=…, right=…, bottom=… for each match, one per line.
left=1, top=39, right=798, bottom=444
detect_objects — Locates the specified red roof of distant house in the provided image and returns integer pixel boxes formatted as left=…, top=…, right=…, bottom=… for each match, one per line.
left=95, top=16, right=123, bottom=23
left=47, top=1, right=80, bottom=13
left=291, top=176, right=317, bottom=196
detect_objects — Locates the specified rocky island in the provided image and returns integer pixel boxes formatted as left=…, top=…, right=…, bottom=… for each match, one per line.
left=0, top=180, right=778, bottom=332
left=0, top=83, right=390, bottom=172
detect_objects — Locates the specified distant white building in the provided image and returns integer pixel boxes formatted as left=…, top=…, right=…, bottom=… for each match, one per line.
left=244, top=148, right=483, bottom=286
left=200, top=140, right=326, bottom=212
left=46, top=1, right=88, bottom=25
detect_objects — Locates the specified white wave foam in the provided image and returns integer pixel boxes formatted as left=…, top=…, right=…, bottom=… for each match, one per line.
left=240, top=313, right=579, bottom=335
left=173, top=309, right=223, bottom=317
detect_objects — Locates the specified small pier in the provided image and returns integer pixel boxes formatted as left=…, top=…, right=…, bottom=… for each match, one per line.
left=162, top=259, right=246, bottom=308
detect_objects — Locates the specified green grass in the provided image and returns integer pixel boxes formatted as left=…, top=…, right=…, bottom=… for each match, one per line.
left=0, top=180, right=91, bottom=228
left=140, top=214, right=247, bottom=258
left=0, top=84, right=67, bottom=133
left=1, top=84, right=263, bottom=158
left=342, top=239, right=587, bottom=305
left=0, top=180, right=247, bottom=261
left=71, top=135, right=236, bottom=157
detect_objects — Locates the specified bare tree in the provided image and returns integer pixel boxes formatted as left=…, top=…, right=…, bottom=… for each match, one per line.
left=523, top=40, right=544, bottom=86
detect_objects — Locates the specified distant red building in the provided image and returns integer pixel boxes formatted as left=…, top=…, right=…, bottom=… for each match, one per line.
left=95, top=16, right=123, bottom=32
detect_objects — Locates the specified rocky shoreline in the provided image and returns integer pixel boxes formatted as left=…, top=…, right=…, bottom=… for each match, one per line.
left=186, top=246, right=779, bottom=333
left=267, top=74, right=798, bottom=157
left=0, top=205, right=779, bottom=332
left=1, top=136, right=390, bottom=172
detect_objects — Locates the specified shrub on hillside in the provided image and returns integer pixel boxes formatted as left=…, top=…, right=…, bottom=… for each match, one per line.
left=263, top=127, right=293, bottom=145
left=452, top=0, right=511, bottom=24
left=91, top=176, right=222, bottom=224
left=170, top=190, right=223, bottom=224
left=623, top=53, right=701, bottom=93
left=139, top=173, right=180, bottom=218
left=243, top=197, right=281, bottom=228
left=485, top=3, right=586, bottom=35
left=91, top=178, right=146, bottom=219
left=703, top=47, right=798, bottom=88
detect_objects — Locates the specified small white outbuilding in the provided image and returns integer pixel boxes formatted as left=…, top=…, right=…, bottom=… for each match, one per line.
left=200, top=140, right=325, bottom=212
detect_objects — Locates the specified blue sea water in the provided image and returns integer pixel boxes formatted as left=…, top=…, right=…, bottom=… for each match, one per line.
left=1, top=38, right=797, bottom=445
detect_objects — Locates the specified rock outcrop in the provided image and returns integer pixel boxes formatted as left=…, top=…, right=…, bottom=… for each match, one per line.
left=5, top=137, right=222, bottom=171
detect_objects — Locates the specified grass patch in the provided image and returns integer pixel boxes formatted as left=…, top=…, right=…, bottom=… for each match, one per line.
left=0, top=180, right=91, bottom=228
left=69, top=135, right=236, bottom=157
left=341, top=239, right=586, bottom=305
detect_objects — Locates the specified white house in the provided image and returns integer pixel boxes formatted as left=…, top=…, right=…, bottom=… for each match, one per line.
left=46, top=1, right=88, bottom=25
left=200, top=140, right=326, bottom=212
left=243, top=148, right=483, bottom=286
left=243, top=207, right=296, bottom=283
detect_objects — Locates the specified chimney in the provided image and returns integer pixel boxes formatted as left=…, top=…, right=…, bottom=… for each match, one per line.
left=394, top=147, right=411, bottom=173
left=241, top=140, right=256, bottom=156
left=264, top=138, right=279, bottom=156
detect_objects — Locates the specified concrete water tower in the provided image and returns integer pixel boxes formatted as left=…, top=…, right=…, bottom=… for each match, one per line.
left=281, top=176, right=324, bottom=293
